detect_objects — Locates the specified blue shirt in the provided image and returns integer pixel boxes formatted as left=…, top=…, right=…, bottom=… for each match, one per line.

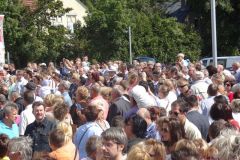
left=0, top=120, right=19, bottom=139
left=74, top=122, right=103, bottom=159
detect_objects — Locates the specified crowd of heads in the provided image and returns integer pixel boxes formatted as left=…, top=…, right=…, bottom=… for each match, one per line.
left=0, top=54, right=240, bottom=159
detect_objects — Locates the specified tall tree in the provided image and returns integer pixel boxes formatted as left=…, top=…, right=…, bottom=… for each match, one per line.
left=0, top=0, right=71, bottom=67
left=78, top=0, right=202, bottom=63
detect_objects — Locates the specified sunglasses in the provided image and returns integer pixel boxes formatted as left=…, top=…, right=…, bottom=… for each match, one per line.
left=169, top=111, right=180, bottom=116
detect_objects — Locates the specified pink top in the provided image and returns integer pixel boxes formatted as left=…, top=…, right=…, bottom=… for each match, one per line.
left=90, top=95, right=109, bottom=120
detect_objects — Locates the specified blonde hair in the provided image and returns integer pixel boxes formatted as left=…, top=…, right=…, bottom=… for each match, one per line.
left=175, top=139, right=197, bottom=151
left=100, top=87, right=112, bottom=101
left=76, top=86, right=89, bottom=100
left=193, top=138, right=208, bottom=156
left=56, top=122, right=73, bottom=144
left=127, top=139, right=166, bottom=160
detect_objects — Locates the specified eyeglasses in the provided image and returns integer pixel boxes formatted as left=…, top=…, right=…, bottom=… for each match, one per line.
left=169, top=111, right=180, bottom=116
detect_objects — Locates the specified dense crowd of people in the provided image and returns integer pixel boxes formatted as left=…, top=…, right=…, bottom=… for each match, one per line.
left=0, top=53, right=240, bottom=160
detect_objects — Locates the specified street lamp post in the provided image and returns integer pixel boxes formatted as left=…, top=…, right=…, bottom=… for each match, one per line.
left=129, top=26, right=132, bottom=64
left=211, top=0, right=218, bottom=67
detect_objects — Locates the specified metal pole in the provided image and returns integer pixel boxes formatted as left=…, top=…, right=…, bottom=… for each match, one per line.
left=129, top=26, right=132, bottom=64
left=7, top=51, right=9, bottom=63
left=211, top=0, right=217, bottom=67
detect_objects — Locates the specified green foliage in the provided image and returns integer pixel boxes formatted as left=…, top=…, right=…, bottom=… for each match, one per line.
left=77, top=0, right=202, bottom=63
left=187, top=0, right=240, bottom=57
left=0, top=0, right=71, bottom=67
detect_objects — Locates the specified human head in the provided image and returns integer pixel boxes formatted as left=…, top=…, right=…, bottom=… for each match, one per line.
left=177, top=78, right=190, bottom=95
left=32, top=101, right=45, bottom=122
left=208, top=119, right=232, bottom=140
left=160, top=117, right=185, bottom=147
left=101, top=127, right=128, bottom=159
left=7, top=136, right=33, bottom=160
left=76, top=86, right=89, bottom=102
left=210, top=103, right=233, bottom=122
left=3, top=102, right=18, bottom=124
left=148, top=106, right=166, bottom=122
left=53, top=102, right=69, bottom=122
left=110, top=85, right=124, bottom=102
left=185, top=95, right=199, bottom=109
left=84, top=104, right=102, bottom=122
left=58, top=80, right=70, bottom=93
left=127, top=139, right=166, bottom=160
left=171, top=147, right=200, bottom=160
left=124, top=114, right=147, bottom=139
left=158, top=85, right=170, bottom=99
left=90, top=84, right=101, bottom=99
left=170, top=99, right=190, bottom=122
left=49, top=129, right=65, bottom=151
left=207, top=84, right=218, bottom=96
left=230, top=99, right=240, bottom=113
left=85, top=135, right=102, bottom=160
left=110, top=116, right=125, bottom=128
left=232, top=62, right=240, bottom=72
left=23, top=90, right=35, bottom=105
left=175, top=139, right=197, bottom=151
left=0, top=94, right=6, bottom=108
left=210, top=129, right=240, bottom=160
left=0, top=134, right=9, bottom=158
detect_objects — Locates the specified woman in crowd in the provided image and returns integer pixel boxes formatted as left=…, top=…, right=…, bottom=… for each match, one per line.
left=210, top=102, right=240, bottom=130
left=158, top=117, right=185, bottom=155
left=127, top=139, right=166, bottom=160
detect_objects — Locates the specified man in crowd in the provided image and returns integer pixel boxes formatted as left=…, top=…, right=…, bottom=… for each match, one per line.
left=0, top=102, right=19, bottom=139
left=101, top=127, right=128, bottom=160
left=170, top=99, right=202, bottom=140
left=19, top=90, right=35, bottom=136
left=25, top=101, right=56, bottom=154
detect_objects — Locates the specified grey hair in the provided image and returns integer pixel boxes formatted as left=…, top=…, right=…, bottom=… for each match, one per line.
left=231, top=99, right=240, bottom=113
left=210, top=129, right=240, bottom=160
left=8, top=136, right=33, bottom=160
left=112, top=85, right=124, bottom=97
left=101, top=127, right=128, bottom=147
left=3, top=102, right=18, bottom=117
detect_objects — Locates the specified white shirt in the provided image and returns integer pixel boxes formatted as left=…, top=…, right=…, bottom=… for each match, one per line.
left=184, top=118, right=202, bottom=140
left=19, top=104, right=35, bottom=135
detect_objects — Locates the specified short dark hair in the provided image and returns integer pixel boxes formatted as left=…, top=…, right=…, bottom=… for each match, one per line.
left=207, top=84, right=218, bottom=96
left=32, top=101, right=45, bottom=110
left=101, top=127, right=128, bottom=147
left=111, top=115, right=125, bottom=128
left=124, top=114, right=147, bottom=138
left=49, top=129, right=65, bottom=148
left=84, top=104, right=101, bottom=122
left=186, top=95, right=198, bottom=108
left=171, top=99, right=190, bottom=113
left=23, top=90, right=35, bottom=104
left=0, top=134, right=9, bottom=158
left=208, top=119, right=232, bottom=140
left=210, top=103, right=233, bottom=121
